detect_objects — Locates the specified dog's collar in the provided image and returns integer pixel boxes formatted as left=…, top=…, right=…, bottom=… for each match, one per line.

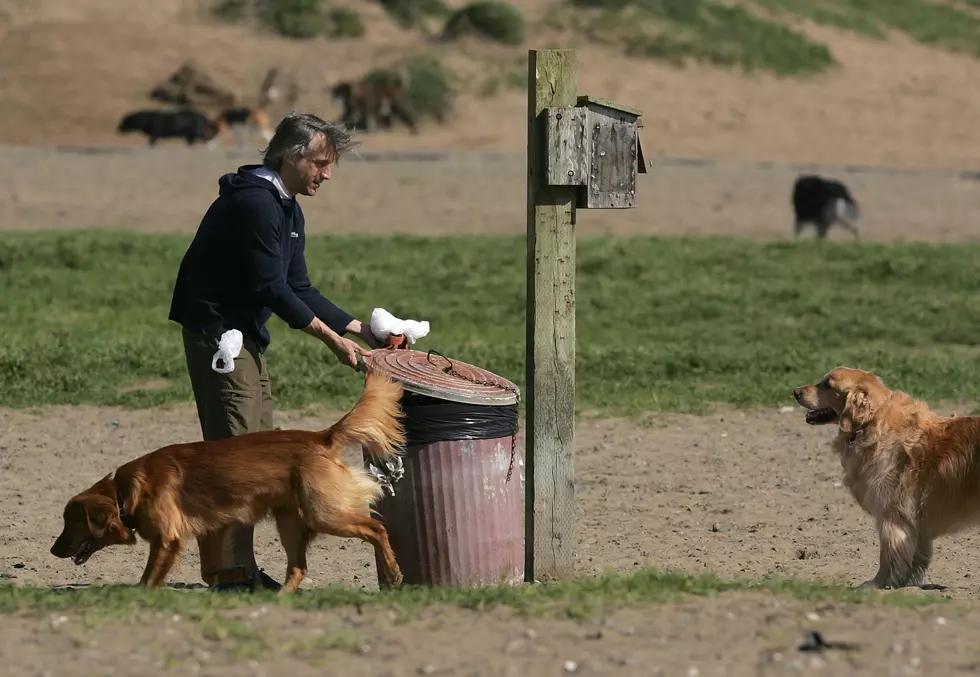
left=113, top=476, right=138, bottom=532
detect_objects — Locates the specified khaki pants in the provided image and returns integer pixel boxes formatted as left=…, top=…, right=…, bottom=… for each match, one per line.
left=181, top=327, right=273, bottom=586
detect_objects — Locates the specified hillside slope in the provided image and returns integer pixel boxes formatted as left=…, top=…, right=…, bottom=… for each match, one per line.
left=1, top=0, right=979, bottom=167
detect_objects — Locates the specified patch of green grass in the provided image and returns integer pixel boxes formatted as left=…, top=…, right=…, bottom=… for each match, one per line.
left=374, top=0, right=449, bottom=28
left=0, top=567, right=952, bottom=619
left=752, top=0, right=980, bottom=57
left=405, top=54, right=455, bottom=123
left=3, top=231, right=980, bottom=417
left=365, top=57, right=456, bottom=123
left=212, top=0, right=328, bottom=38
left=212, top=0, right=368, bottom=39
left=567, top=0, right=980, bottom=76
left=569, top=0, right=837, bottom=76
left=325, top=7, right=365, bottom=38
left=262, top=0, right=326, bottom=38
left=751, top=0, right=887, bottom=39
left=213, top=0, right=249, bottom=21
left=442, top=1, right=527, bottom=46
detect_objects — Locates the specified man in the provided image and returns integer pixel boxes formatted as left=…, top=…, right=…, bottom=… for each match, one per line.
left=168, top=112, right=384, bottom=592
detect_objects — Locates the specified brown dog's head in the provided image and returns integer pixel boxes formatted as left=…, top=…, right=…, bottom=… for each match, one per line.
left=50, top=474, right=137, bottom=565
left=794, top=366, right=891, bottom=434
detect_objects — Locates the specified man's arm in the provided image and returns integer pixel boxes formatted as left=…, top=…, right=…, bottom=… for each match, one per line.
left=236, top=194, right=370, bottom=367
left=286, top=224, right=382, bottom=347
left=236, top=193, right=316, bottom=330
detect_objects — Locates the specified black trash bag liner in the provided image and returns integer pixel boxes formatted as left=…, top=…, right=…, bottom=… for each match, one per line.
left=400, top=390, right=519, bottom=446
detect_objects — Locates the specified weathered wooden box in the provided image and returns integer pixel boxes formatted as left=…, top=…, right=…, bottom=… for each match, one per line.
left=544, top=96, right=647, bottom=209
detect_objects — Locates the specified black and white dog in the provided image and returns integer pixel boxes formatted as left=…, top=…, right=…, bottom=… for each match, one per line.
left=791, top=174, right=860, bottom=240
left=117, top=109, right=220, bottom=146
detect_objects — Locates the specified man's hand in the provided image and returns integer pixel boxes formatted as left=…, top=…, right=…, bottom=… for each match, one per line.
left=325, top=333, right=371, bottom=369
left=302, top=316, right=372, bottom=370
left=346, top=318, right=386, bottom=350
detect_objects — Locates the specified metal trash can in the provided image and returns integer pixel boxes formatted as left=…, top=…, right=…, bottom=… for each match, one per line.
left=362, top=348, right=524, bottom=589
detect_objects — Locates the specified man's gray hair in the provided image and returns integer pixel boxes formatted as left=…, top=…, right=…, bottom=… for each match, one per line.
left=261, top=112, right=359, bottom=171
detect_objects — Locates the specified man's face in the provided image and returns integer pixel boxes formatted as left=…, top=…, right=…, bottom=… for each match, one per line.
left=281, top=134, right=334, bottom=197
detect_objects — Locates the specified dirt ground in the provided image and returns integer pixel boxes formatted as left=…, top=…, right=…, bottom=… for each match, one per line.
left=7, top=593, right=980, bottom=677
left=4, top=403, right=980, bottom=675
left=3, top=144, right=980, bottom=241
left=7, top=401, right=980, bottom=594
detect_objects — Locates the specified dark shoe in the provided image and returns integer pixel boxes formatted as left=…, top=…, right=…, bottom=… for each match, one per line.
left=256, top=569, right=282, bottom=592
left=208, top=567, right=282, bottom=593
left=208, top=566, right=256, bottom=593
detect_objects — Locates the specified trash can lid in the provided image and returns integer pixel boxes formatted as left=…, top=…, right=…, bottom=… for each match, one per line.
left=365, top=349, right=520, bottom=406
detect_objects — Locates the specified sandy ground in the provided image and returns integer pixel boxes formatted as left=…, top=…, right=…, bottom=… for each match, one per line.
left=7, top=402, right=980, bottom=594
left=3, top=144, right=980, bottom=241
left=6, top=594, right=980, bottom=677
left=4, top=402, right=980, bottom=676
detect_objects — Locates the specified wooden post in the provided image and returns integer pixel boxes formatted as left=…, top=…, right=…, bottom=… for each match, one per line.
left=525, top=49, right=578, bottom=583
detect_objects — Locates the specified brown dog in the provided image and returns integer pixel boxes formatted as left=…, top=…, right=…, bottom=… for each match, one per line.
left=51, top=371, right=406, bottom=593
left=794, top=366, right=980, bottom=589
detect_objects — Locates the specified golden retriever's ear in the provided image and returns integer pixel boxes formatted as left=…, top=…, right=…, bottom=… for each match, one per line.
left=84, top=503, right=109, bottom=539
left=839, top=388, right=873, bottom=434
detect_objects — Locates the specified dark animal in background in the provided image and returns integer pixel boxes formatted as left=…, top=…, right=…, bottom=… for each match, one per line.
left=117, top=109, right=220, bottom=146
left=792, top=174, right=861, bottom=240
left=331, top=80, right=418, bottom=135
left=215, top=106, right=274, bottom=143
left=213, top=67, right=292, bottom=144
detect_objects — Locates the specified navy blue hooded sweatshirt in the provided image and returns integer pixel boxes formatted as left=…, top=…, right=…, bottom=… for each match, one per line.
left=168, top=164, right=355, bottom=352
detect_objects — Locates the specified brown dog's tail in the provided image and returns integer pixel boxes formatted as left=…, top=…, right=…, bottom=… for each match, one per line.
left=324, top=370, right=405, bottom=461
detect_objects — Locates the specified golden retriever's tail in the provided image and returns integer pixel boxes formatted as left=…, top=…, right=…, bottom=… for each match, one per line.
left=323, top=370, right=405, bottom=462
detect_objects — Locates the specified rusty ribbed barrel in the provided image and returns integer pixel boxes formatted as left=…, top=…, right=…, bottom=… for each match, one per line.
left=363, top=348, right=524, bottom=589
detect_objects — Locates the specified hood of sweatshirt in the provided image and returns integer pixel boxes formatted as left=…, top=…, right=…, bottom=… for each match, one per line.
left=217, top=164, right=291, bottom=203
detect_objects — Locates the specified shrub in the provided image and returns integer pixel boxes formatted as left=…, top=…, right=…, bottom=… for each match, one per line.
left=363, top=69, right=405, bottom=87
left=213, top=0, right=249, bottom=21
left=443, top=1, right=526, bottom=45
left=213, top=0, right=341, bottom=39
left=571, top=0, right=835, bottom=76
left=326, top=7, right=365, bottom=37
left=406, top=56, right=454, bottom=123
left=375, top=0, right=449, bottom=28
left=263, top=0, right=326, bottom=38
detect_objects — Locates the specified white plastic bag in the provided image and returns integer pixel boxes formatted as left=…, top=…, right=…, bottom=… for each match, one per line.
left=369, top=308, right=430, bottom=344
left=211, top=329, right=243, bottom=374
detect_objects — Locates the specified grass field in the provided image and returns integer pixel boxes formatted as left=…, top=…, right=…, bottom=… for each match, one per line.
left=566, top=0, right=980, bottom=76
left=0, top=566, right=947, bottom=617
left=755, top=0, right=980, bottom=56
left=2, top=230, right=980, bottom=416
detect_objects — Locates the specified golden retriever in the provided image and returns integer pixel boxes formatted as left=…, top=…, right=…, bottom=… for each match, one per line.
left=50, top=371, right=406, bottom=593
left=794, top=366, right=980, bottom=589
